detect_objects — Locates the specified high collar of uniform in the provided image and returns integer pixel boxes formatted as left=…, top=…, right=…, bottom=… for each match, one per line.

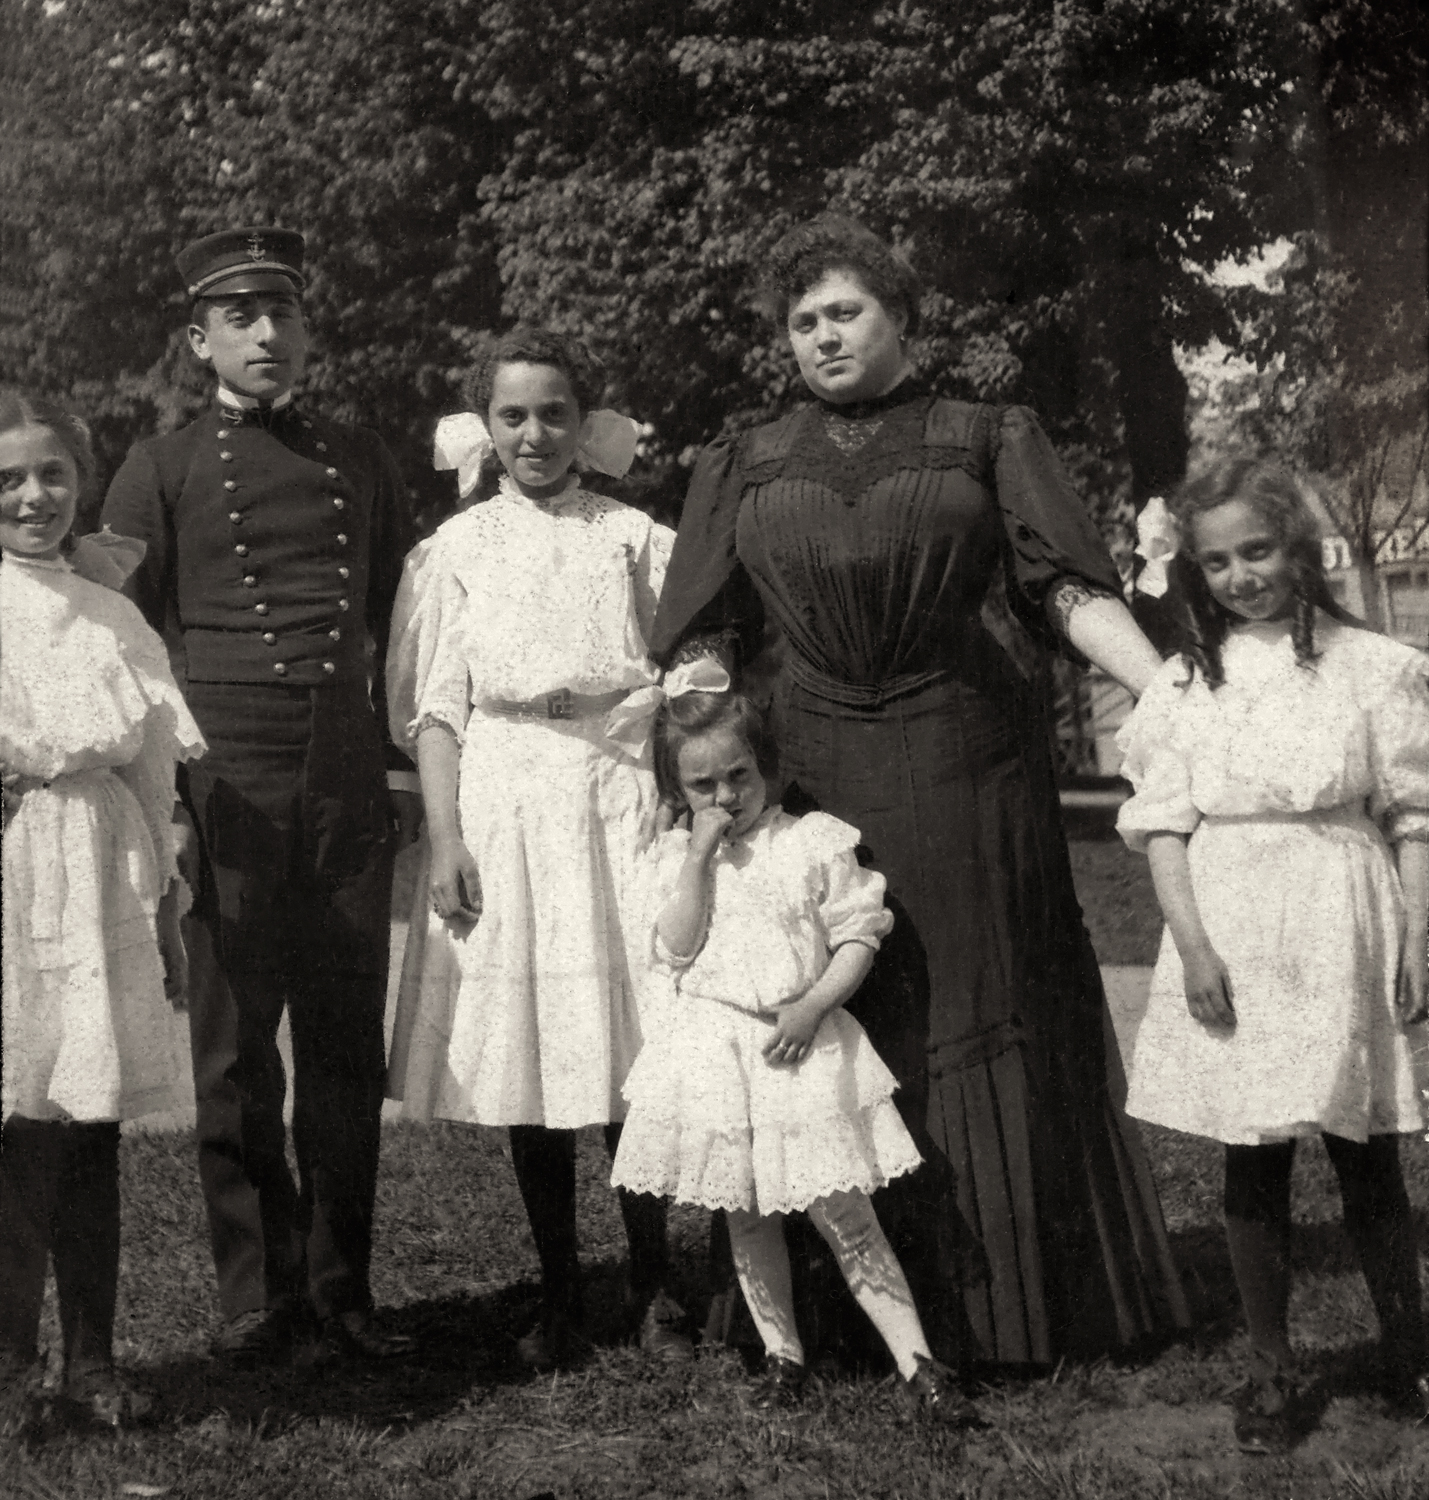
left=216, top=389, right=299, bottom=430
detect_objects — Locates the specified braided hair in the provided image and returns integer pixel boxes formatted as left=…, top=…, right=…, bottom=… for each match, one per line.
left=1165, top=458, right=1359, bottom=690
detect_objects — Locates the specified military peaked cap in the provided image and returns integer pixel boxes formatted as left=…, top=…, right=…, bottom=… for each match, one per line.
left=178, top=226, right=306, bottom=299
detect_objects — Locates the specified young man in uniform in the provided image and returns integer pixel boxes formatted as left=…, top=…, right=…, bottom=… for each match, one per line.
left=103, top=227, right=417, bottom=1365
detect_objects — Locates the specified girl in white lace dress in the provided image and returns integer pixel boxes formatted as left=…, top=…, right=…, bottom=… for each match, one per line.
left=1, top=391, right=204, bottom=1429
left=1118, top=459, right=1429, bottom=1451
left=611, top=684, right=973, bottom=1422
left=386, top=329, right=682, bottom=1369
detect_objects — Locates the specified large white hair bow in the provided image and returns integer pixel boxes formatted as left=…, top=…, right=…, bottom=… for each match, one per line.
left=433, top=408, right=641, bottom=499
left=1134, top=495, right=1180, bottom=598
left=604, top=658, right=732, bottom=759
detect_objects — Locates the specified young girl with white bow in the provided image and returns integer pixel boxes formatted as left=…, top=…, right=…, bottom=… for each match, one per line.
left=611, top=678, right=975, bottom=1423
left=1120, top=459, right=1429, bottom=1453
left=385, top=328, right=686, bottom=1370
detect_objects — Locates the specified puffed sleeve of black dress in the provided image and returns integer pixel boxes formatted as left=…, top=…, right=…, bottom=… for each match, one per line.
left=993, top=405, right=1124, bottom=654
left=648, top=434, right=765, bottom=673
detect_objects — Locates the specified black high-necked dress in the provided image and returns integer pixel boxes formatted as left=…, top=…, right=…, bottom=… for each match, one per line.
left=650, top=377, right=1190, bottom=1365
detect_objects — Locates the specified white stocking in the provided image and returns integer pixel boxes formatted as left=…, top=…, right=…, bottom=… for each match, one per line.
left=806, top=1188, right=931, bottom=1379
left=727, top=1208, right=804, bottom=1367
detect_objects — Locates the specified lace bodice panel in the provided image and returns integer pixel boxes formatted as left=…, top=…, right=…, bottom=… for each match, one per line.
left=401, top=479, right=673, bottom=742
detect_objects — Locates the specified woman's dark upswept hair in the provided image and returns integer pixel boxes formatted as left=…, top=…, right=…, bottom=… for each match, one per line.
left=1165, top=457, right=1360, bottom=689
left=760, top=213, right=923, bottom=335
left=653, top=688, right=779, bottom=810
left=0, top=387, right=96, bottom=551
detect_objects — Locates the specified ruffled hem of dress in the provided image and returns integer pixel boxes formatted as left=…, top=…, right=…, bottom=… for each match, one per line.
left=611, top=1097, right=923, bottom=1215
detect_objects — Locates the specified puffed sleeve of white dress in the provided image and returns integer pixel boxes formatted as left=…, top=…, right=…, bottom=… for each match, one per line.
left=1367, top=645, right=1429, bottom=844
left=797, top=812, right=894, bottom=952
left=385, top=535, right=442, bottom=753
left=406, top=545, right=474, bottom=748
left=1115, top=659, right=1203, bottom=854
left=632, top=517, right=676, bottom=649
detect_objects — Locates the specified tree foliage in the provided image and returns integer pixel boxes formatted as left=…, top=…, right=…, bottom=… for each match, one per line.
left=1, top=0, right=1423, bottom=537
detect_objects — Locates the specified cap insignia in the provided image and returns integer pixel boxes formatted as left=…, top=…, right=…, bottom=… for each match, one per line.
left=246, top=232, right=266, bottom=261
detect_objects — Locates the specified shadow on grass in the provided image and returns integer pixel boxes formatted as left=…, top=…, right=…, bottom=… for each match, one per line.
left=140, top=1253, right=652, bottom=1432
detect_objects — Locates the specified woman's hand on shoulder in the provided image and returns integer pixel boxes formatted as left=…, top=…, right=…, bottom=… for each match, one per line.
left=429, top=834, right=482, bottom=925
left=1181, top=943, right=1235, bottom=1028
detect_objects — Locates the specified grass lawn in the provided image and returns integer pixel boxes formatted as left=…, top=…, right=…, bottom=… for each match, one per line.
left=10, top=826, right=1429, bottom=1499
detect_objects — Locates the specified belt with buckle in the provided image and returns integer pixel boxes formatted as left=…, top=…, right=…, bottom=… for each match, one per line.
left=481, top=687, right=630, bottom=721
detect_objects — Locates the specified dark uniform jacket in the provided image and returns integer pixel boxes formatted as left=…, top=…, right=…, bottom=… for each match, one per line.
left=102, top=401, right=413, bottom=734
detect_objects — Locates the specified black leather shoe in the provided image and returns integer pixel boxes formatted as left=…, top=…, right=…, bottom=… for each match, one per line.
left=1231, top=1365, right=1307, bottom=1455
left=61, top=1364, right=156, bottom=1430
left=210, top=1307, right=291, bottom=1366
left=515, top=1303, right=585, bottom=1373
left=0, top=1351, right=48, bottom=1442
left=898, top=1353, right=982, bottom=1428
left=749, top=1355, right=805, bottom=1411
left=638, top=1289, right=694, bottom=1364
left=312, top=1310, right=415, bottom=1365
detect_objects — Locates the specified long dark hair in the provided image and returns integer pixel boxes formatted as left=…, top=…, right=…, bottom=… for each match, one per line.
left=653, top=687, right=779, bottom=811
left=1165, top=458, right=1359, bottom=689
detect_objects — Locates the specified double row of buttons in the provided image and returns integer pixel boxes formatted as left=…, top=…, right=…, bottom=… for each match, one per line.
left=217, top=418, right=353, bottom=677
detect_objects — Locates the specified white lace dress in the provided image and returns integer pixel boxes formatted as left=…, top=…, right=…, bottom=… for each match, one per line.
left=385, top=476, right=673, bottom=1128
left=1116, top=616, right=1429, bottom=1145
left=611, top=808, right=924, bottom=1215
left=2, top=553, right=204, bottom=1122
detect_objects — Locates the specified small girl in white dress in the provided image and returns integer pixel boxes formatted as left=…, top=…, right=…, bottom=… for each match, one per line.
left=386, top=328, right=684, bottom=1370
left=611, top=681, right=973, bottom=1422
left=1, top=390, right=204, bottom=1429
left=1118, top=458, right=1429, bottom=1452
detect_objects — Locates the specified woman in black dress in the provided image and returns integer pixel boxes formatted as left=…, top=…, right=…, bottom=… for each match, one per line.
left=650, top=215, right=1190, bottom=1367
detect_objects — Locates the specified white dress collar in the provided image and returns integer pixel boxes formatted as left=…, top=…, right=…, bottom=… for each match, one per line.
left=496, top=473, right=584, bottom=511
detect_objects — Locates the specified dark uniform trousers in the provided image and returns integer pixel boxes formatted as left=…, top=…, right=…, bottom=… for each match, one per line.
left=102, top=400, right=414, bottom=1326
left=182, top=678, right=393, bottom=1322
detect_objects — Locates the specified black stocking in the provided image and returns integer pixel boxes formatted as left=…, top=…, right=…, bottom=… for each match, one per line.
left=1323, top=1132, right=1425, bottom=1379
left=604, top=1123, right=669, bottom=1304
left=1224, top=1141, right=1296, bottom=1369
left=508, top=1126, right=581, bottom=1317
